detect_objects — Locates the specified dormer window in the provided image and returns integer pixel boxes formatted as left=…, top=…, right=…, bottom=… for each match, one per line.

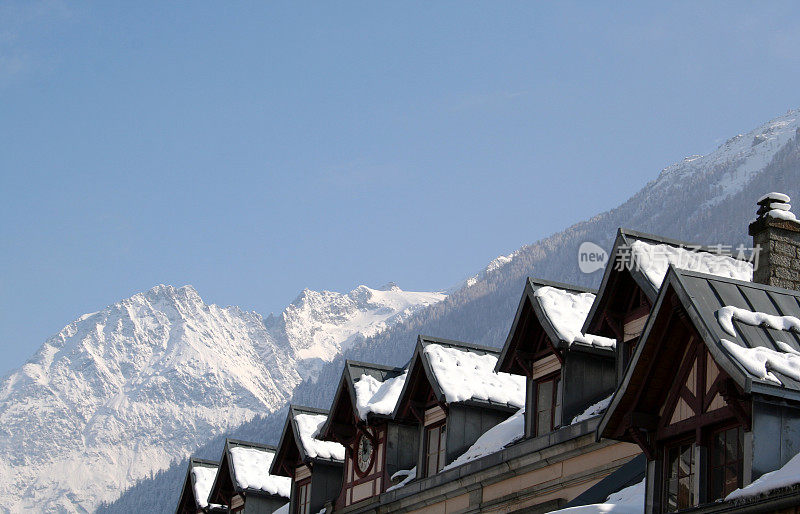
left=295, top=480, right=311, bottom=514
left=424, top=422, right=446, bottom=477
left=709, top=426, right=744, bottom=501
left=534, top=374, right=561, bottom=436
left=664, top=441, right=695, bottom=512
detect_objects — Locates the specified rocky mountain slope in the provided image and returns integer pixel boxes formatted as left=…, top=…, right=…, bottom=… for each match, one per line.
left=103, top=107, right=800, bottom=513
left=0, top=283, right=444, bottom=512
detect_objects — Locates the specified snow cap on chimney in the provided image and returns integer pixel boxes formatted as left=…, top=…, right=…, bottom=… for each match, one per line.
left=749, top=192, right=800, bottom=290
left=755, top=192, right=797, bottom=222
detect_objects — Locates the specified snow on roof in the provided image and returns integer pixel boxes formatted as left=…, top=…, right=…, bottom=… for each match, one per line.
left=423, top=344, right=526, bottom=408
left=294, top=413, right=345, bottom=461
left=443, top=407, right=524, bottom=471
left=191, top=465, right=221, bottom=509
left=717, top=306, right=800, bottom=337
left=353, top=371, right=407, bottom=420
left=570, top=394, right=613, bottom=425
left=629, top=240, right=753, bottom=289
left=386, top=467, right=416, bottom=492
left=533, top=286, right=616, bottom=348
left=443, top=394, right=615, bottom=472
left=720, top=339, right=800, bottom=385
left=229, top=446, right=291, bottom=498
left=727, top=447, right=800, bottom=501
left=549, top=479, right=645, bottom=513
left=759, top=192, right=791, bottom=203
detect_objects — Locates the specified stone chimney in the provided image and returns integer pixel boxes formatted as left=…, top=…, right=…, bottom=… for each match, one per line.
left=749, top=192, right=800, bottom=290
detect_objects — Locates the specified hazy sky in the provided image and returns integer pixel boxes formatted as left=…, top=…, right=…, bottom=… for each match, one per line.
left=2, top=1, right=800, bottom=375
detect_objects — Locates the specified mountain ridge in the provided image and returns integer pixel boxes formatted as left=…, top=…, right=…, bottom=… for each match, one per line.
left=0, top=281, right=444, bottom=513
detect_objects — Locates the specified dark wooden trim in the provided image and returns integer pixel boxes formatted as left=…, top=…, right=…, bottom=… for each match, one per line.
left=657, top=406, right=736, bottom=440
left=628, top=427, right=654, bottom=460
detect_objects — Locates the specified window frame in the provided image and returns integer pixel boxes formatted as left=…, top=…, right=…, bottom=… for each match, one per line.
left=423, top=421, right=447, bottom=477
left=708, top=424, right=744, bottom=501
left=295, top=478, right=311, bottom=514
left=533, top=372, right=561, bottom=437
left=662, top=438, right=696, bottom=513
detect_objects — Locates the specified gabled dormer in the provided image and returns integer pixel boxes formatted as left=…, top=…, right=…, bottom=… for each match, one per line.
left=206, top=439, right=290, bottom=513
left=270, top=406, right=345, bottom=514
left=392, top=336, right=525, bottom=479
left=582, top=229, right=753, bottom=382
left=496, top=278, right=617, bottom=438
left=175, top=458, right=226, bottom=514
left=318, top=360, right=417, bottom=509
left=599, top=266, right=800, bottom=513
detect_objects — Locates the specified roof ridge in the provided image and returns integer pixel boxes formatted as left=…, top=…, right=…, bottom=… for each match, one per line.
left=418, top=335, right=500, bottom=354
left=527, top=277, right=597, bottom=295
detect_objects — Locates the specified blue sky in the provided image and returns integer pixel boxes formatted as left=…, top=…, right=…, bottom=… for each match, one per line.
left=1, top=1, right=800, bottom=375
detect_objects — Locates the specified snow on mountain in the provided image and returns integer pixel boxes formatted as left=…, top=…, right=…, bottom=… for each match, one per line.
left=0, top=283, right=444, bottom=513
left=268, top=283, right=445, bottom=380
left=462, top=252, right=518, bottom=289
left=653, top=110, right=799, bottom=208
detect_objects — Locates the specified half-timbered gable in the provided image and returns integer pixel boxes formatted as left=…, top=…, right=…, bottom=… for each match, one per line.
left=270, top=406, right=345, bottom=514
left=392, top=336, right=525, bottom=480
left=582, top=229, right=753, bottom=382
left=207, top=439, right=290, bottom=514
left=318, top=360, right=417, bottom=510
left=600, top=267, right=800, bottom=513
left=496, top=278, right=617, bottom=438
left=175, top=458, right=227, bottom=514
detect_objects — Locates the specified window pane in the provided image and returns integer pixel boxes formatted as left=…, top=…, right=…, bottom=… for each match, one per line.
left=678, top=477, right=692, bottom=507
left=668, top=447, right=679, bottom=479
left=554, top=379, right=562, bottom=427
left=680, top=445, right=692, bottom=477
left=537, top=380, right=553, bottom=412
left=667, top=478, right=678, bottom=511
left=711, top=467, right=723, bottom=500
left=439, top=425, right=447, bottom=469
left=426, top=455, right=437, bottom=477
left=726, top=428, right=738, bottom=462
left=665, top=443, right=695, bottom=512
left=427, top=426, right=439, bottom=455
left=537, top=410, right=551, bottom=436
left=714, top=433, right=725, bottom=465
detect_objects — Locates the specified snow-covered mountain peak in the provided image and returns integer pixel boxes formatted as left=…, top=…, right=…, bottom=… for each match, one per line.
left=279, top=283, right=446, bottom=369
left=0, top=281, right=445, bottom=513
left=652, top=108, right=800, bottom=208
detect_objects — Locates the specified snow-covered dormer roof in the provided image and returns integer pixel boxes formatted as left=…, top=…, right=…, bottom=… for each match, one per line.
left=228, top=443, right=291, bottom=498
left=175, top=457, right=226, bottom=514
left=207, top=439, right=291, bottom=506
left=319, top=360, right=407, bottom=443
left=496, top=278, right=615, bottom=377
left=394, top=336, right=525, bottom=421
left=582, top=228, right=753, bottom=336
left=271, top=405, right=345, bottom=478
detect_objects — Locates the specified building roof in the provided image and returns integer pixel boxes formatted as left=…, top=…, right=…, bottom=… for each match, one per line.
left=496, top=278, right=614, bottom=374
left=393, top=335, right=525, bottom=420
left=175, top=457, right=226, bottom=514
left=207, top=439, right=290, bottom=505
left=582, top=229, right=753, bottom=336
left=270, top=405, right=345, bottom=477
left=319, top=360, right=406, bottom=442
left=599, top=266, right=800, bottom=440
